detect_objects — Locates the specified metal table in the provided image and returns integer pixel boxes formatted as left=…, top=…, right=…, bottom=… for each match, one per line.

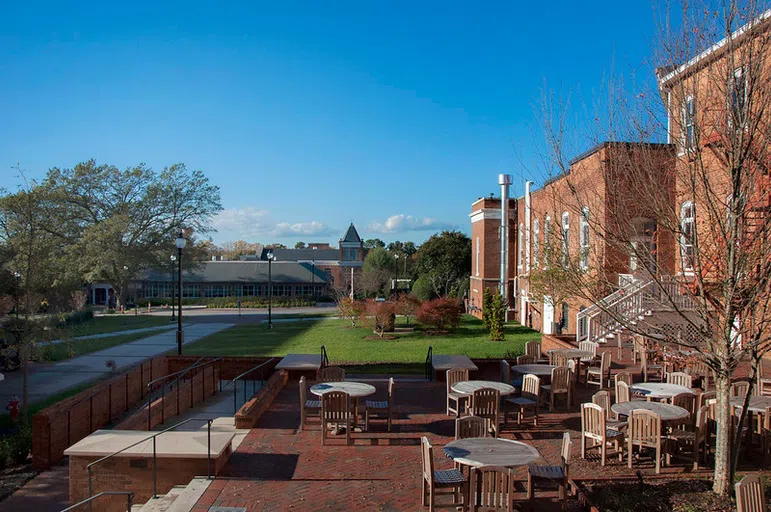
left=630, top=383, right=696, bottom=401
left=443, top=437, right=540, bottom=468
left=611, top=401, right=690, bottom=422
left=310, top=382, right=377, bottom=430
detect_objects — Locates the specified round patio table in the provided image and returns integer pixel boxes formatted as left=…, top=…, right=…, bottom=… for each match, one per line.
left=548, top=348, right=594, bottom=360
left=730, top=395, right=771, bottom=413
left=310, top=381, right=376, bottom=431
left=451, top=380, right=517, bottom=396
left=630, top=383, right=695, bottom=401
left=443, top=437, right=540, bottom=468
left=611, top=401, right=690, bottom=422
left=511, top=364, right=556, bottom=378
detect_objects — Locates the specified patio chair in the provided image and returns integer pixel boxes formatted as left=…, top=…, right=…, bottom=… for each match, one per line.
left=615, top=380, right=632, bottom=404
left=517, top=355, right=536, bottom=365
left=579, top=341, right=599, bottom=367
left=299, top=376, right=321, bottom=430
left=542, top=366, right=571, bottom=411
left=641, top=347, right=664, bottom=383
left=473, top=466, right=515, bottom=512
left=447, top=367, right=470, bottom=417
left=550, top=351, right=569, bottom=368
left=455, top=416, right=489, bottom=440
left=500, top=359, right=521, bottom=393
left=735, top=474, right=767, bottom=512
left=668, top=404, right=708, bottom=470
left=580, top=402, right=624, bottom=466
left=592, top=390, right=627, bottom=431
left=697, top=390, right=716, bottom=410
left=667, top=371, right=693, bottom=388
left=762, top=407, right=771, bottom=467
left=365, top=377, right=394, bottom=432
left=319, top=366, right=345, bottom=383
left=470, top=387, right=500, bottom=437
left=627, top=409, right=665, bottom=474
left=586, top=351, right=610, bottom=389
left=528, top=432, right=571, bottom=509
left=321, top=391, right=352, bottom=446
left=526, top=340, right=547, bottom=363
left=672, top=392, right=697, bottom=426
left=505, top=374, right=539, bottom=426
left=616, top=334, right=636, bottom=361
left=732, top=380, right=754, bottom=398
left=420, top=436, right=469, bottom=512
left=687, top=360, right=713, bottom=391
left=760, top=361, right=771, bottom=396
left=614, top=371, right=632, bottom=387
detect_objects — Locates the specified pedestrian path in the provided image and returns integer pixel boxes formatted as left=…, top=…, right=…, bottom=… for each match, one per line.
left=39, top=323, right=179, bottom=346
left=0, top=323, right=234, bottom=407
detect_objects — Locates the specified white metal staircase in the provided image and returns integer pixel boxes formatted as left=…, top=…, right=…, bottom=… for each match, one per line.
left=576, top=275, right=698, bottom=343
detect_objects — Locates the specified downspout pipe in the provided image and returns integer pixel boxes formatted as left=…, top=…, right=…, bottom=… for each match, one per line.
left=498, top=174, right=512, bottom=301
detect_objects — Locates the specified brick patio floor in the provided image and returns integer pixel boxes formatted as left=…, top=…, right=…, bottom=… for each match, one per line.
left=193, top=348, right=746, bottom=511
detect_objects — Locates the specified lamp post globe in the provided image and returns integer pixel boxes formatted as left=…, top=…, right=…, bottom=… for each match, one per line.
left=175, top=232, right=186, bottom=355
left=394, top=253, right=400, bottom=293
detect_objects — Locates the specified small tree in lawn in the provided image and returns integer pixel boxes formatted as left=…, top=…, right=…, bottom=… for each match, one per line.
left=417, top=297, right=462, bottom=333
left=482, top=287, right=493, bottom=330
left=396, top=294, right=422, bottom=326
left=359, top=299, right=396, bottom=338
left=337, top=297, right=365, bottom=327
left=488, top=291, right=506, bottom=341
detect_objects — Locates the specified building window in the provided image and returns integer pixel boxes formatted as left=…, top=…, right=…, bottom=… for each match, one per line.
left=533, top=219, right=540, bottom=267
left=680, top=201, right=695, bottom=272
left=475, top=237, right=480, bottom=276
left=544, top=215, right=551, bottom=268
left=517, top=223, right=524, bottom=269
left=729, top=67, right=747, bottom=128
left=344, top=248, right=358, bottom=261
left=682, top=95, right=696, bottom=150
left=561, top=212, right=570, bottom=267
left=579, top=207, right=589, bottom=270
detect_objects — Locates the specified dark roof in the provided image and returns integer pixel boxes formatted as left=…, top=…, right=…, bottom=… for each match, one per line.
left=140, top=261, right=329, bottom=284
left=269, top=248, right=339, bottom=261
left=341, top=223, right=361, bottom=243
left=568, top=141, right=674, bottom=166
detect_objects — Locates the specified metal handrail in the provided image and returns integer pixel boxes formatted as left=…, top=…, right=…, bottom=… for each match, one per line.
left=225, top=358, right=276, bottom=413
left=87, top=417, right=214, bottom=507
left=145, top=357, right=223, bottom=430
left=145, top=356, right=206, bottom=389
left=320, top=345, right=329, bottom=368
left=424, top=346, right=433, bottom=381
left=59, top=491, right=133, bottom=512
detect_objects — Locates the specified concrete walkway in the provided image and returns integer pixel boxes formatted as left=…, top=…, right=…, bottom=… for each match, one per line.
left=38, top=323, right=179, bottom=346
left=0, top=322, right=234, bottom=407
left=0, top=463, right=69, bottom=512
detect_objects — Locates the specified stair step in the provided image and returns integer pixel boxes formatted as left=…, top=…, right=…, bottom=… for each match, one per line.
left=166, top=477, right=213, bottom=512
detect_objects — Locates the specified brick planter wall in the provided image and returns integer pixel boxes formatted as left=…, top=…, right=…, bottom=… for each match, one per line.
left=235, top=370, right=288, bottom=429
left=541, top=333, right=576, bottom=353
left=32, top=357, right=169, bottom=470
left=166, top=356, right=279, bottom=381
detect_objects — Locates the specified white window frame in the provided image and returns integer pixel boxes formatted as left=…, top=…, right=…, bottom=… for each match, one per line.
left=561, top=211, right=570, bottom=267
left=533, top=219, right=540, bottom=268
left=680, top=201, right=695, bottom=273
left=729, top=66, right=747, bottom=129
left=517, top=223, right=524, bottom=269
left=579, top=207, right=590, bottom=270
left=544, top=215, right=551, bottom=269
left=682, top=95, right=696, bottom=151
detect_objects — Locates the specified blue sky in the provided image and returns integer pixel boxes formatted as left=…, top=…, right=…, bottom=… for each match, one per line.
left=0, top=1, right=665, bottom=245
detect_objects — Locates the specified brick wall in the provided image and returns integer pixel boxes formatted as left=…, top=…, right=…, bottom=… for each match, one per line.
left=235, top=370, right=288, bottom=429
left=32, top=357, right=169, bottom=470
left=166, top=355, right=278, bottom=381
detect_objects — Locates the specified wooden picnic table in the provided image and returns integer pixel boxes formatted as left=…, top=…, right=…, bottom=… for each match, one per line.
left=511, top=364, right=555, bottom=378
left=611, top=401, right=690, bottom=422
left=630, top=383, right=696, bottom=401
left=451, top=380, right=517, bottom=396
left=310, top=381, right=377, bottom=430
left=443, top=437, right=540, bottom=468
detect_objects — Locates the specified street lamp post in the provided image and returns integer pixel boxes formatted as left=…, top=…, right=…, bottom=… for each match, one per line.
left=394, top=253, right=400, bottom=294
left=170, top=254, right=177, bottom=321
left=311, top=260, right=315, bottom=298
left=175, top=232, right=187, bottom=355
left=267, top=252, right=274, bottom=329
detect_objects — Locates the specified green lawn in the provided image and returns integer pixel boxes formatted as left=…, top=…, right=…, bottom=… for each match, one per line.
left=57, top=315, right=171, bottom=338
left=184, top=315, right=540, bottom=364
left=36, top=330, right=162, bottom=362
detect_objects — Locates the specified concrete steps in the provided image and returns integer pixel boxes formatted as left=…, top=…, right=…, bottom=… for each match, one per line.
left=132, top=477, right=212, bottom=512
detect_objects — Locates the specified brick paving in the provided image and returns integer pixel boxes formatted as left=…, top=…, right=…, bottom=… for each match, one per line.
left=193, top=348, right=755, bottom=511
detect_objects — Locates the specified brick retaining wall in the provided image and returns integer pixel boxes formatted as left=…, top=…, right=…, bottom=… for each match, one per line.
left=235, top=370, right=288, bottom=429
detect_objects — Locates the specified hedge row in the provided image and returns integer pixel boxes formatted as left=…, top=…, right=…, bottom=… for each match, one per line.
left=140, top=296, right=318, bottom=308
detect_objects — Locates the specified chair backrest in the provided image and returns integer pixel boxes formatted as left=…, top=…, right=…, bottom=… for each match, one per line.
left=614, top=371, right=632, bottom=387
left=672, top=392, right=697, bottom=415
left=522, top=374, right=540, bottom=402
left=500, top=360, right=511, bottom=384
left=667, top=371, right=693, bottom=388
left=599, top=351, right=611, bottom=372
left=525, top=340, right=542, bottom=358
left=456, top=416, right=489, bottom=440
left=299, top=376, right=307, bottom=404
left=732, top=380, right=753, bottom=398
left=579, top=341, right=598, bottom=357
left=517, top=355, right=535, bottom=365
left=698, top=390, right=716, bottom=410
left=322, top=391, right=350, bottom=422
left=420, top=437, right=435, bottom=484
left=319, top=366, right=345, bottom=382
left=629, top=409, right=661, bottom=447
left=550, top=366, right=571, bottom=393
left=581, top=402, right=606, bottom=438
left=592, top=390, right=612, bottom=418
left=447, top=367, right=469, bottom=389
left=560, top=432, right=572, bottom=471
left=735, top=474, right=767, bottom=512
left=387, top=377, right=395, bottom=402
left=471, top=387, right=500, bottom=419
left=695, top=404, right=709, bottom=437
left=551, top=352, right=568, bottom=368
left=616, top=380, right=631, bottom=403
left=474, top=466, right=514, bottom=512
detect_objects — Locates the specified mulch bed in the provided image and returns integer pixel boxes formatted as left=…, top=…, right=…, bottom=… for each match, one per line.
left=585, top=478, right=740, bottom=511
left=0, top=462, right=38, bottom=503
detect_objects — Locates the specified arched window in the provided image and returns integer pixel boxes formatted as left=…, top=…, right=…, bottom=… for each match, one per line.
left=680, top=201, right=695, bottom=272
left=517, top=223, right=524, bottom=269
left=579, top=207, right=590, bottom=270
left=533, top=219, right=540, bottom=267
left=561, top=211, right=570, bottom=267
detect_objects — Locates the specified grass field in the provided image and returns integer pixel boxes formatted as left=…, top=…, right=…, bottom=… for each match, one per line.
left=36, top=330, right=163, bottom=362
left=184, top=315, right=540, bottom=364
left=58, top=315, right=171, bottom=338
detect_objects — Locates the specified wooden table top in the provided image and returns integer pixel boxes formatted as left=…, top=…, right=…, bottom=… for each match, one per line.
left=611, top=401, right=690, bottom=422
left=451, top=380, right=517, bottom=396
left=431, top=355, right=478, bottom=371
left=511, top=364, right=555, bottom=377
left=730, top=395, right=771, bottom=413
left=443, top=437, right=540, bottom=468
left=630, top=383, right=696, bottom=399
left=310, top=381, right=376, bottom=398
left=549, top=349, right=594, bottom=359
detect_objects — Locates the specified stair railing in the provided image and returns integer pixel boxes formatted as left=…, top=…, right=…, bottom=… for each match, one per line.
left=320, top=345, right=329, bottom=368
left=59, top=491, right=134, bottom=512
left=226, top=358, right=276, bottom=413
left=424, top=346, right=433, bottom=381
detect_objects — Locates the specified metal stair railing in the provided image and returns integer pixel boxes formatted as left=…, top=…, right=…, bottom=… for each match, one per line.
left=320, top=345, right=329, bottom=368
left=225, top=358, right=276, bottom=413
left=424, top=346, right=433, bottom=381
left=58, top=491, right=134, bottom=512
left=86, top=417, right=215, bottom=511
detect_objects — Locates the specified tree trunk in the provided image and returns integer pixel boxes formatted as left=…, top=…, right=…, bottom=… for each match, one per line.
left=713, top=374, right=732, bottom=495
